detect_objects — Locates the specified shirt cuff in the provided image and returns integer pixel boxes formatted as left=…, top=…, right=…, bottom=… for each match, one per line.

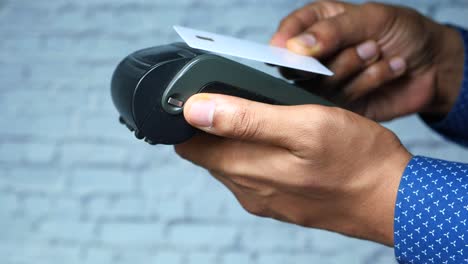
left=394, top=156, right=468, bottom=264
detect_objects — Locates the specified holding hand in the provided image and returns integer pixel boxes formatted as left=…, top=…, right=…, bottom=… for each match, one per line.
left=271, top=0, right=465, bottom=121
left=175, top=93, right=411, bottom=245
left=174, top=1, right=466, bottom=246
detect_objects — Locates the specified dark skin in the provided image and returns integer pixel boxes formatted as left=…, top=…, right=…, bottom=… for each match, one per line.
left=174, top=1, right=465, bottom=246
left=271, top=0, right=464, bottom=121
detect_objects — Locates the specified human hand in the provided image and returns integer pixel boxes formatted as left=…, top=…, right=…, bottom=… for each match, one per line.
left=271, top=0, right=465, bottom=121
left=175, top=93, right=412, bottom=245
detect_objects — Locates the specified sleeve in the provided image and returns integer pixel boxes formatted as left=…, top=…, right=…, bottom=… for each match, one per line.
left=423, top=26, right=468, bottom=146
left=394, top=156, right=468, bottom=264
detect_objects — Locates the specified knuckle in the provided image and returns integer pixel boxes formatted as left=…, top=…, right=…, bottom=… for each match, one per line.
left=294, top=174, right=321, bottom=192
left=230, top=106, right=262, bottom=139
left=231, top=107, right=250, bottom=138
left=174, top=145, right=189, bottom=159
left=319, top=107, right=349, bottom=137
left=362, top=2, right=396, bottom=26
left=312, top=20, right=341, bottom=48
left=317, top=0, right=344, bottom=16
left=302, top=105, right=335, bottom=133
left=278, top=17, right=289, bottom=28
left=292, top=215, right=313, bottom=228
left=255, top=186, right=276, bottom=198
left=341, top=48, right=365, bottom=71
left=361, top=1, right=387, bottom=13
left=362, top=105, right=377, bottom=120
left=215, top=143, right=248, bottom=174
left=278, top=15, right=297, bottom=30
left=216, top=155, right=236, bottom=174
left=241, top=201, right=269, bottom=217
left=287, top=105, right=335, bottom=153
left=361, top=1, right=380, bottom=9
left=287, top=164, right=333, bottom=197
left=365, top=64, right=386, bottom=84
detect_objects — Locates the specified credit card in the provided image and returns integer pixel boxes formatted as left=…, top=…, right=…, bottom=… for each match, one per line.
left=174, top=25, right=333, bottom=76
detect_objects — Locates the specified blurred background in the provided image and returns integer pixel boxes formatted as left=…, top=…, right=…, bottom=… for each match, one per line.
left=0, top=0, right=467, bottom=263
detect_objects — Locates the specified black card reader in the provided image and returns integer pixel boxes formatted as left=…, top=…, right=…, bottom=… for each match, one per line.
left=111, top=43, right=333, bottom=145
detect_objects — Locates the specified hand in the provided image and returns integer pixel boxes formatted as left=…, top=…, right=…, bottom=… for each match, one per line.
left=270, top=0, right=465, bottom=121
left=175, top=93, right=412, bottom=246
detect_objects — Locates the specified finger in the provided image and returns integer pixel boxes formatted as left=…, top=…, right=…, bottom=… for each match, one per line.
left=270, top=0, right=349, bottom=47
left=211, top=170, right=277, bottom=198
left=339, top=57, right=407, bottom=104
left=323, top=40, right=380, bottom=87
left=210, top=170, right=274, bottom=218
left=349, top=73, right=435, bottom=121
left=213, top=170, right=326, bottom=225
left=207, top=170, right=264, bottom=215
left=208, top=170, right=244, bottom=194
left=286, top=3, right=395, bottom=58
left=271, top=4, right=319, bottom=47
left=182, top=93, right=328, bottom=148
left=175, top=133, right=288, bottom=180
left=293, top=41, right=380, bottom=99
left=175, top=133, right=310, bottom=200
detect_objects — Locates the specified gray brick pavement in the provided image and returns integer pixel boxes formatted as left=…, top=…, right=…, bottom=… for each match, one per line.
left=0, top=0, right=467, bottom=263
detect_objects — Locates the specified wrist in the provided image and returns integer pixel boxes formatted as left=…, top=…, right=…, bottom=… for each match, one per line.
left=347, top=137, right=412, bottom=246
left=319, top=131, right=412, bottom=246
left=425, top=24, right=465, bottom=117
left=365, top=147, right=412, bottom=246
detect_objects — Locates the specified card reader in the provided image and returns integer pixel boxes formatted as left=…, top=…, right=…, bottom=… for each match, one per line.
left=111, top=43, right=333, bottom=145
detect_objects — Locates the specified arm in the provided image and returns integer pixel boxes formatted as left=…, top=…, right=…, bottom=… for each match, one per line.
left=422, top=26, right=468, bottom=146
left=395, top=156, right=468, bottom=263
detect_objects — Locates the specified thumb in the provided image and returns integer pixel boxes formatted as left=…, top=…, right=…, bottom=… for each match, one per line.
left=286, top=3, right=390, bottom=58
left=183, top=93, right=308, bottom=148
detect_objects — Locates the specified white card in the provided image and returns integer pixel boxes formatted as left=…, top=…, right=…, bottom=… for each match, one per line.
left=174, top=25, right=333, bottom=76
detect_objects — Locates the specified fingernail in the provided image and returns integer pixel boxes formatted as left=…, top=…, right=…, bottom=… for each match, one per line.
left=187, top=99, right=216, bottom=127
left=356, top=41, right=378, bottom=61
left=389, top=57, right=406, bottom=73
left=287, top=34, right=320, bottom=55
left=270, top=33, right=286, bottom=47
left=295, top=33, right=317, bottom=47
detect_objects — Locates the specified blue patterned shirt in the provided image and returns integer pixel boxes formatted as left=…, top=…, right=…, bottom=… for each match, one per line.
left=394, top=26, right=468, bottom=263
